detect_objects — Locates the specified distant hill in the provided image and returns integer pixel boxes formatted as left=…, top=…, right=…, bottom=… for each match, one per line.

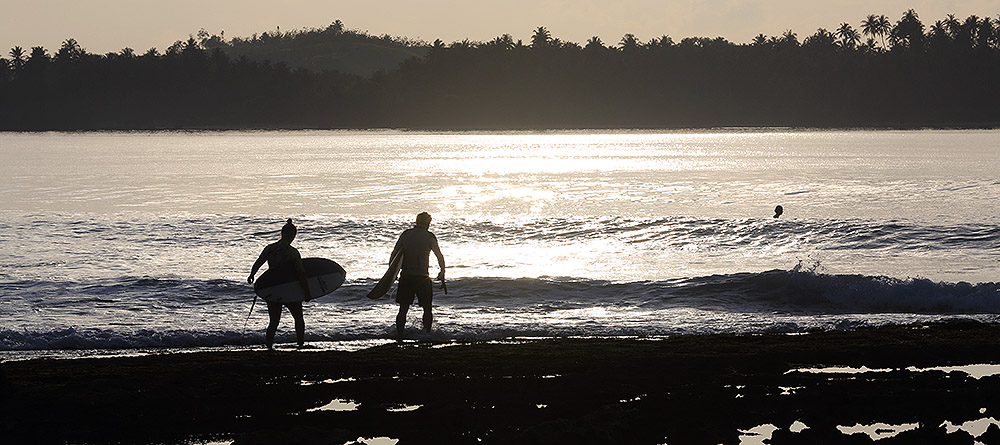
left=199, top=20, right=429, bottom=77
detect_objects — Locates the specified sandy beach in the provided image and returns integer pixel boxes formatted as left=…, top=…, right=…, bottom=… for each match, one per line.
left=2, top=320, right=1000, bottom=444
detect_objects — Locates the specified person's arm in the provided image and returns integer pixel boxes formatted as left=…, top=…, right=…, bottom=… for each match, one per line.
left=390, top=234, right=403, bottom=264
left=431, top=233, right=446, bottom=280
left=247, top=246, right=269, bottom=284
left=431, top=233, right=447, bottom=293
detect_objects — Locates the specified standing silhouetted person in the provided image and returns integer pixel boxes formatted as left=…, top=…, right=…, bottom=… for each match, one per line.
left=392, top=212, right=446, bottom=338
left=248, top=219, right=312, bottom=349
left=773, top=205, right=784, bottom=218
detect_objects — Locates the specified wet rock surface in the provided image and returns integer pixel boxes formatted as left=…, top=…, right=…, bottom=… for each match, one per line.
left=3, top=320, right=1000, bottom=444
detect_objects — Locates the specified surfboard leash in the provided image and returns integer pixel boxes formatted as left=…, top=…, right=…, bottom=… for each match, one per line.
left=243, top=295, right=258, bottom=333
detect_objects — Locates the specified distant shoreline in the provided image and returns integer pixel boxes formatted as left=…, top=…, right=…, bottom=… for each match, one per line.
left=6, top=12, right=1000, bottom=133
left=3, top=123, right=1000, bottom=133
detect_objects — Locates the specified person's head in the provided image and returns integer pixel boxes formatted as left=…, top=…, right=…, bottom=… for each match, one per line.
left=280, top=218, right=297, bottom=241
left=415, top=212, right=432, bottom=228
left=773, top=205, right=783, bottom=218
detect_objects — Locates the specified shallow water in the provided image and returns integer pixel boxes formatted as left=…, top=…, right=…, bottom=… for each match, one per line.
left=2, top=129, right=999, bottom=356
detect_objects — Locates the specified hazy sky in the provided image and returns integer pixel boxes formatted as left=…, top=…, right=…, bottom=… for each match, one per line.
left=3, top=1, right=999, bottom=54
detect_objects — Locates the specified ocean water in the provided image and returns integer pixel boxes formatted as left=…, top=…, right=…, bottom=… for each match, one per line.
left=1, top=129, right=999, bottom=359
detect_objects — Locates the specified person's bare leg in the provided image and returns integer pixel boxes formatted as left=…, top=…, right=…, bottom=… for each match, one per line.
left=265, top=301, right=282, bottom=349
left=422, top=305, right=432, bottom=333
left=288, top=302, right=305, bottom=347
left=396, top=304, right=410, bottom=338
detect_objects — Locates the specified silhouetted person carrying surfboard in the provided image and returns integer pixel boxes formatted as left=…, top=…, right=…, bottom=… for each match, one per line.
left=248, top=219, right=312, bottom=349
left=392, top=212, right=446, bottom=337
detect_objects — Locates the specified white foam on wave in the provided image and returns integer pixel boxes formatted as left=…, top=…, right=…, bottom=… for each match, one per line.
left=5, top=266, right=1000, bottom=358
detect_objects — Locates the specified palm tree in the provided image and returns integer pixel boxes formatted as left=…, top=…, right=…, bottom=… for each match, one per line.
left=584, top=36, right=605, bottom=52
left=877, top=14, right=892, bottom=47
left=24, top=46, right=50, bottom=75
left=619, top=33, right=640, bottom=51
left=976, top=17, right=996, bottom=49
left=486, top=34, right=515, bottom=51
left=890, top=9, right=925, bottom=51
left=803, top=28, right=837, bottom=49
left=648, top=35, right=673, bottom=49
left=861, top=15, right=878, bottom=45
left=944, top=15, right=976, bottom=50
left=55, top=38, right=83, bottom=63
left=29, top=46, right=49, bottom=60
left=929, top=21, right=948, bottom=38
left=426, top=38, right=445, bottom=61
left=944, top=14, right=962, bottom=39
left=530, top=27, right=552, bottom=48
left=181, top=37, right=202, bottom=55
left=8, top=46, right=26, bottom=72
left=836, top=23, right=861, bottom=49
left=928, top=20, right=951, bottom=50
left=861, top=14, right=890, bottom=50
left=963, top=15, right=982, bottom=49
left=780, top=29, right=799, bottom=47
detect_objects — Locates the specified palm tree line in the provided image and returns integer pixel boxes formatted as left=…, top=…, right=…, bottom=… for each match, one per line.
left=1, top=10, right=998, bottom=130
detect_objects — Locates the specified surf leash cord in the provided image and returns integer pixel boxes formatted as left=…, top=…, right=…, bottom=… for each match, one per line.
left=243, top=295, right=258, bottom=332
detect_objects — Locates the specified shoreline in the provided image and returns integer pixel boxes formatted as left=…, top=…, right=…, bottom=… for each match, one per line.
left=4, top=320, right=1000, bottom=443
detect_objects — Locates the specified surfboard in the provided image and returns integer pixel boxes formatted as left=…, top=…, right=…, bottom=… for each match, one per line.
left=254, top=258, right=346, bottom=303
left=367, top=251, right=403, bottom=299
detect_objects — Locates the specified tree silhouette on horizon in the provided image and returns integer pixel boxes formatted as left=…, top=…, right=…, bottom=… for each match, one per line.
left=2, top=12, right=999, bottom=130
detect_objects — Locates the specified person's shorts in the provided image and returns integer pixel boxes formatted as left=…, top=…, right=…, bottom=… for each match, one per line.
left=396, top=275, right=432, bottom=307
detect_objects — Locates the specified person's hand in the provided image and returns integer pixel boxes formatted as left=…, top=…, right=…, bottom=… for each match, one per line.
left=437, top=271, right=448, bottom=294
left=247, top=275, right=255, bottom=284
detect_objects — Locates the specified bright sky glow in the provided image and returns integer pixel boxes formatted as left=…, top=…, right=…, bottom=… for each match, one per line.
left=2, top=1, right=998, bottom=54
